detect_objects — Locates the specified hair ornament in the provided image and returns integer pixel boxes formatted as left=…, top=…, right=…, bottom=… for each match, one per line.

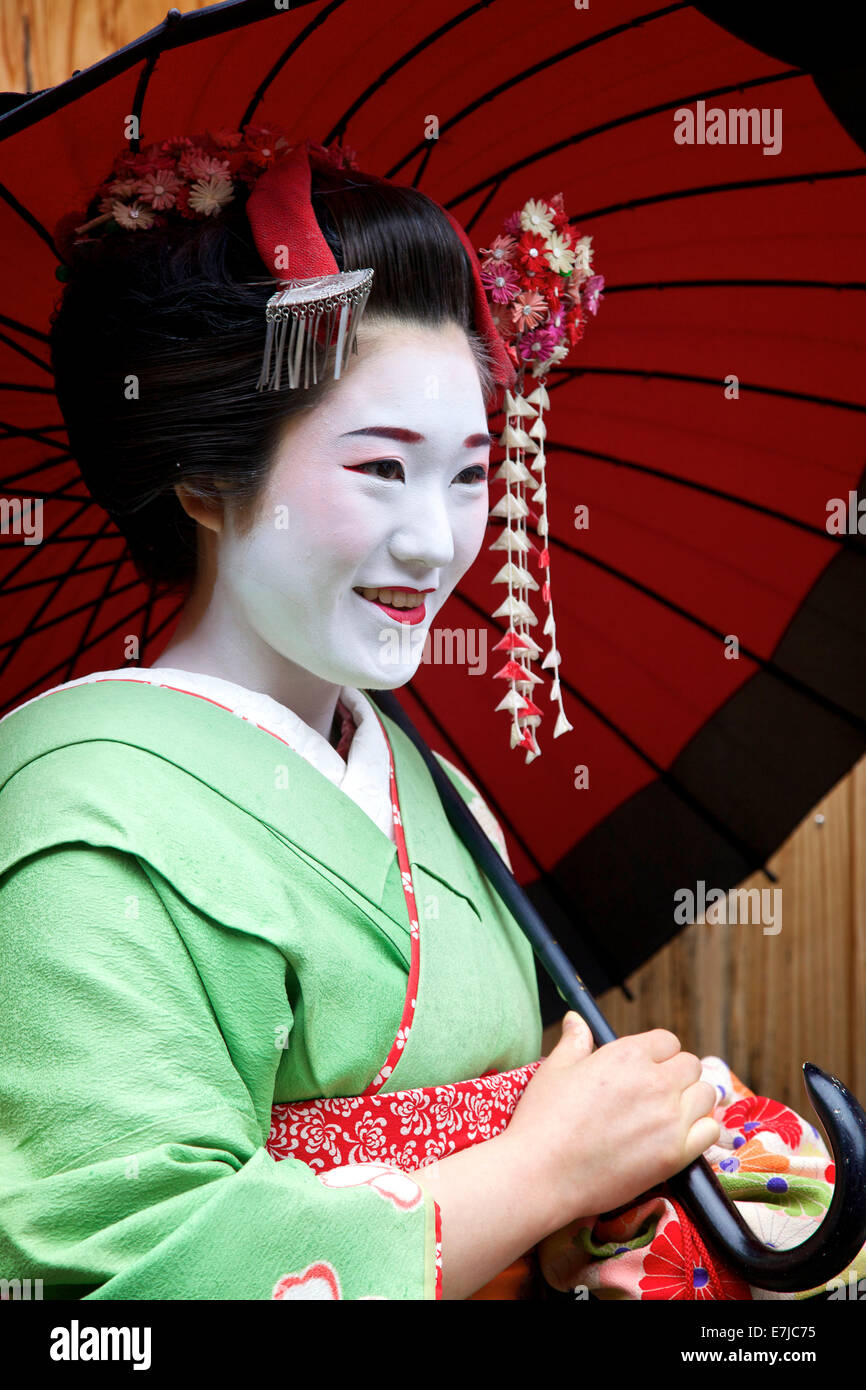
left=53, top=127, right=373, bottom=393
left=477, top=192, right=604, bottom=762
left=256, top=268, right=374, bottom=391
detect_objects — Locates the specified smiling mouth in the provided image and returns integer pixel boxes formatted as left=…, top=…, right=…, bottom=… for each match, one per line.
left=353, top=586, right=433, bottom=626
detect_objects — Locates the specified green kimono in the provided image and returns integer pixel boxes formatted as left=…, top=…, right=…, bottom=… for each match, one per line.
left=0, top=679, right=542, bottom=1300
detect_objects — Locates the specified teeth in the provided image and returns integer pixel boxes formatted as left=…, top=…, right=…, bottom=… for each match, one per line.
left=358, top=587, right=423, bottom=609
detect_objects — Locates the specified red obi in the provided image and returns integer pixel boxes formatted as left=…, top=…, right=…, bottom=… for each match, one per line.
left=268, top=1058, right=545, bottom=1299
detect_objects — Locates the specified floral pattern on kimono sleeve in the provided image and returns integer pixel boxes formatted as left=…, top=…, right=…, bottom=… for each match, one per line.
left=270, top=1164, right=442, bottom=1300
left=432, top=752, right=513, bottom=870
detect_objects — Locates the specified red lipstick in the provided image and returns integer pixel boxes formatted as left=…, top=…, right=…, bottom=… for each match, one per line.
left=354, top=586, right=434, bottom=626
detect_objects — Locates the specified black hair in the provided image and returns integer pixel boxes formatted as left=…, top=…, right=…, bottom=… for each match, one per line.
left=49, top=163, right=495, bottom=590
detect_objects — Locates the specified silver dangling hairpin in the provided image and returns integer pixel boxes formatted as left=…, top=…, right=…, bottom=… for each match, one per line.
left=257, top=268, right=374, bottom=392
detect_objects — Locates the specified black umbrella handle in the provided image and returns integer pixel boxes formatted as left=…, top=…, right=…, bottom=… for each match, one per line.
left=370, top=690, right=866, bottom=1294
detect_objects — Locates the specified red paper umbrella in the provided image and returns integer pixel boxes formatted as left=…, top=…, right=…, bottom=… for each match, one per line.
left=1, top=0, right=864, bottom=1014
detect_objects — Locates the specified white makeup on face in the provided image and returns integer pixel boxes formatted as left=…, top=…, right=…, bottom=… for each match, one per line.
left=214, top=319, right=492, bottom=695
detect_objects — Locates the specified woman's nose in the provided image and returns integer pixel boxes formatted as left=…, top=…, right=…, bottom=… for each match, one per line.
left=387, top=491, right=455, bottom=570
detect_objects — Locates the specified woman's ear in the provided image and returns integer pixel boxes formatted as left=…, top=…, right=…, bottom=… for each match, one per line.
left=174, top=481, right=226, bottom=535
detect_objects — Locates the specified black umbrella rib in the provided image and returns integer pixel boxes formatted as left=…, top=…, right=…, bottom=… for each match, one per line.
left=15, top=531, right=122, bottom=544
left=0, top=179, right=59, bottom=260
left=0, top=575, right=143, bottom=656
left=410, top=143, right=436, bottom=192
left=395, top=676, right=625, bottom=989
left=0, top=328, right=51, bottom=375
left=453, top=585, right=781, bottom=879
left=0, top=312, right=49, bottom=343
left=541, top=437, right=859, bottom=546
left=573, top=166, right=866, bottom=222
left=0, top=510, right=116, bottom=676
left=127, top=45, right=162, bottom=156
left=2, top=487, right=92, bottom=507
left=556, top=365, right=866, bottom=416
left=0, top=425, right=67, bottom=438
left=442, top=69, right=802, bottom=213
left=537, top=526, right=866, bottom=738
left=322, top=0, right=499, bottom=149
left=3, top=557, right=130, bottom=595
left=0, top=596, right=184, bottom=718
left=1, top=459, right=78, bottom=489
left=0, top=420, right=70, bottom=454
left=0, top=422, right=67, bottom=435
left=0, top=436, right=69, bottom=447
left=383, top=2, right=691, bottom=181
left=239, top=0, right=349, bottom=131
left=0, top=508, right=117, bottom=622
left=461, top=177, right=508, bottom=232
left=0, top=496, right=91, bottom=590
left=0, top=382, right=55, bottom=395
left=60, top=549, right=133, bottom=685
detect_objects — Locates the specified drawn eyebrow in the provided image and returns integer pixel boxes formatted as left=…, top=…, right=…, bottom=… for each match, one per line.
left=339, top=426, right=495, bottom=448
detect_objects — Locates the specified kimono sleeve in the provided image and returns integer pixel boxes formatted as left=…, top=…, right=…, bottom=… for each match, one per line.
left=432, top=753, right=514, bottom=870
left=0, top=844, right=441, bottom=1300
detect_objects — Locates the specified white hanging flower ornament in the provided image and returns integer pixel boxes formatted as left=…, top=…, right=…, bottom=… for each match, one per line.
left=476, top=192, right=605, bottom=761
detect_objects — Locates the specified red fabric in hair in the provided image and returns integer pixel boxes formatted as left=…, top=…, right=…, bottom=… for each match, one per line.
left=246, top=139, right=339, bottom=279
left=442, top=206, right=517, bottom=393
left=245, top=137, right=515, bottom=395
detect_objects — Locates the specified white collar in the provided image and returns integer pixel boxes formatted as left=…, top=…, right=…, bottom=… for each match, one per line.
left=2, top=667, right=396, bottom=845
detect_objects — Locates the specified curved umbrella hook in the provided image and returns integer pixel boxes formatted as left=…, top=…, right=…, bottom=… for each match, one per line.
left=667, top=1064, right=866, bottom=1291
left=372, top=690, right=866, bottom=1293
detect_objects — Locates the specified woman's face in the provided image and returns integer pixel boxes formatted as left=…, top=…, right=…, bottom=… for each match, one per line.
left=217, top=318, right=493, bottom=690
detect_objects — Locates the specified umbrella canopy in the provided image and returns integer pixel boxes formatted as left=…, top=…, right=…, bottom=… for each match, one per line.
left=1, top=0, right=864, bottom=1014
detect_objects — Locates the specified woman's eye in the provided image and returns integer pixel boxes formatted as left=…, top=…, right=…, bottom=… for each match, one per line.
left=349, top=459, right=405, bottom=481
left=454, top=465, right=489, bottom=485
left=345, top=460, right=487, bottom=484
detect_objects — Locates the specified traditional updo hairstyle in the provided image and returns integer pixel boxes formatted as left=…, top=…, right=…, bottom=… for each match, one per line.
left=49, top=161, right=496, bottom=591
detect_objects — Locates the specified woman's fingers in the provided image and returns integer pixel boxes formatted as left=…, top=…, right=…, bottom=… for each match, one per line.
left=683, top=1114, right=722, bottom=1165
left=643, top=1028, right=683, bottom=1063
left=681, top=1078, right=720, bottom=1135
left=661, top=1049, right=704, bottom=1088
left=560, top=1012, right=595, bottom=1058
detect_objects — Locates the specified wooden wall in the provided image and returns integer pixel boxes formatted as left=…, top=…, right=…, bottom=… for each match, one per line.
left=592, top=759, right=866, bottom=1111
left=4, top=0, right=864, bottom=1115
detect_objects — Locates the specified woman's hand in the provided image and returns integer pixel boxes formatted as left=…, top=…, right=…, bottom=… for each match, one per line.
left=501, top=1012, right=720, bottom=1237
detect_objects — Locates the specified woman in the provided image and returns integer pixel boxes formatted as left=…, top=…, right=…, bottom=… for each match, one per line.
left=0, top=132, right=776, bottom=1302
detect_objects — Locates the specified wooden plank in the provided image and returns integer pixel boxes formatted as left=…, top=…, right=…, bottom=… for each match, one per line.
left=0, top=0, right=206, bottom=94
left=598, top=757, right=864, bottom=1114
